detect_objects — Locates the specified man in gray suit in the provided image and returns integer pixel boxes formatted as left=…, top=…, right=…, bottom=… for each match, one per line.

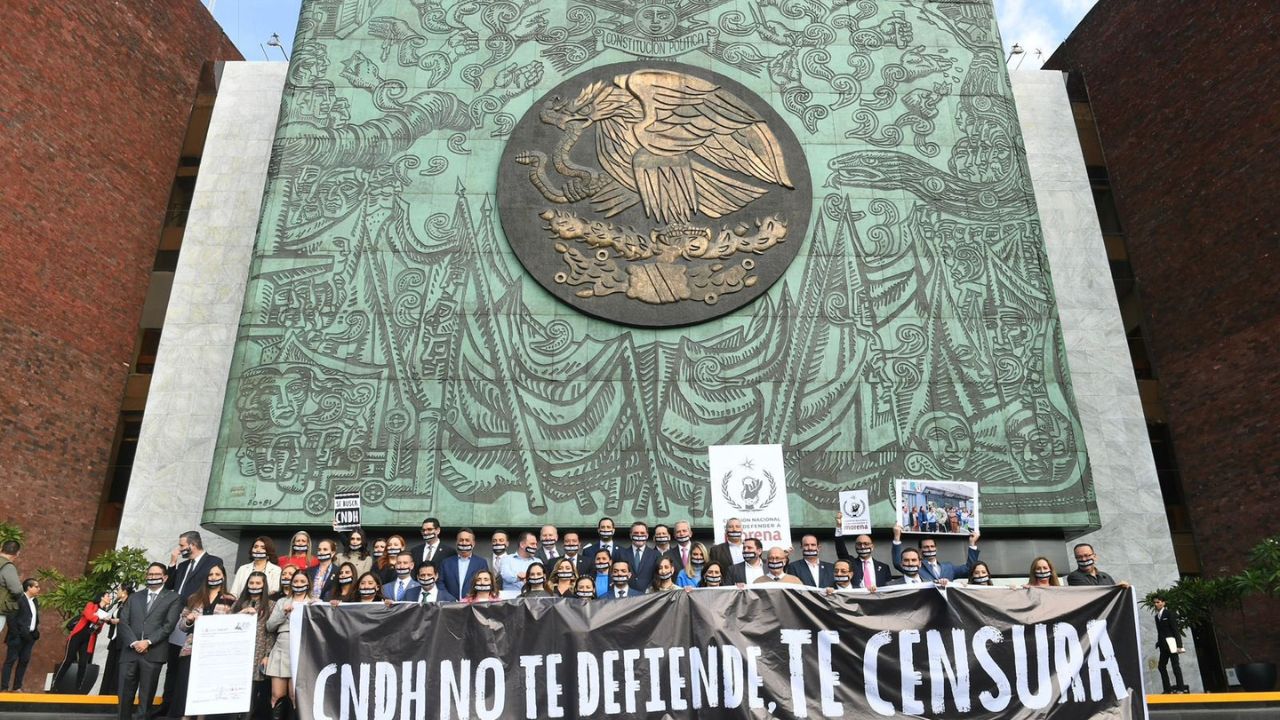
left=118, top=563, right=181, bottom=720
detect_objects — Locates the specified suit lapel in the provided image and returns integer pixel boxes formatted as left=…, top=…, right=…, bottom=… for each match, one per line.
left=178, top=556, right=200, bottom=595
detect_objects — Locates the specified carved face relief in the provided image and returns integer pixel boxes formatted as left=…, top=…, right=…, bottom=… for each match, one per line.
left=498, top=62, right=811, bottom=327
left=1008, top=409, right=1066, bottom=484
left=915, top=412, right=973, bottom=475
left=238, top=366, right=310, bottom=432
left=635, top=5, right=678, bottom=38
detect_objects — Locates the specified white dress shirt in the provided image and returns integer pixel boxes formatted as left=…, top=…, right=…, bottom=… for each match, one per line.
left=422, top=542, right=440, bottom=563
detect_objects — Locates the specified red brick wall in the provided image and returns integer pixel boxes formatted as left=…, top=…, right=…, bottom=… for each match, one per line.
left=0, top=1, right=240, bottom=684
left=1047, top=2, right=1280, bottom=665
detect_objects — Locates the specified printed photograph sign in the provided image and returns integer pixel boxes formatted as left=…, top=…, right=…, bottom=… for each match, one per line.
left=895, top=479, right=978, bottom=535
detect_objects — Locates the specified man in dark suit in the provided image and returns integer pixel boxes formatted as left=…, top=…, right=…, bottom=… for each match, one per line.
left=613, top=522, right=658, bottom=591
left=1153, top=595, right=1188, bottom=693
left=384, top=552, right=419, bottom=603
left=602, top=560, right=643, bottom=599
left=166, top=531, right=223, bottom=601
left=787, top=535, right=835, bottom=588
left=885, top=548, right=927, bottom=586
left=666, top=521, right=695, bottom=570
left=535, top=525, right=561, bottom=564
left=405, top=564, right=456, bottom=604
left=161, top=531, right=222, bottom=716
left=579, top=519, right=618, bottom=576
left=118, top=563, right=182, bottom=720
left=709, top=518, right=746, bottom=570
left=729, top=539, right=766, bottom=585
left=890, top=524, right=980, bottom=583
left=1, top=578, right=41, bottom=692
left=559, top=532, right=585, bottom=576
left=835, top=531, right=891, bottom=589
left=438, top=529, right=488, bottom=600
left=652, top=525, right=674, bottom=560
left=410, top=517, right=456, bottom=569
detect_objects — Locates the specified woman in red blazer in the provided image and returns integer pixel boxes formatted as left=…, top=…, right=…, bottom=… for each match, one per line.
left=52, top=589, right=114, bottom=693
left=278, top=530, right=317, bottom=573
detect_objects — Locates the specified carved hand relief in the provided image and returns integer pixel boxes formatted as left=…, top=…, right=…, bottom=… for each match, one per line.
left=499, top=63, right=811, bottom=326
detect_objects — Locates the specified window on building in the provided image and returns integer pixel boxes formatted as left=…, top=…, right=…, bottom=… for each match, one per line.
left=1092, top=186, right=1124, bottom=235
left=106, top=415, right=143, bottom=504
left=164, top=175, right=197, bottom=228
left=134, top=328, right=162, bottom=374
left=154, top=249, right=180, bottom=272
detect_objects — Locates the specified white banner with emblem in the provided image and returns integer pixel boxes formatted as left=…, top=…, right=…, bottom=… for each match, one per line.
left=708, top=444, right=792, bottom=548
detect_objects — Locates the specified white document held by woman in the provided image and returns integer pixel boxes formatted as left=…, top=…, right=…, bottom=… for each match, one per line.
left=186, top=613, right=257, bottom=715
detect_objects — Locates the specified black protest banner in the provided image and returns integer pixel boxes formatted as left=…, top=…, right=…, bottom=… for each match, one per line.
left=294, top=586, right=1145, bottom=720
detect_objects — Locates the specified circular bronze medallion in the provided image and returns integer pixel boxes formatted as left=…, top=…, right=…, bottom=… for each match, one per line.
left=498, top=61, right=812, bottom=327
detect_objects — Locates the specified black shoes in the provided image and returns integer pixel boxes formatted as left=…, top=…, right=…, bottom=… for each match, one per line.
left=271, top=698, right=293, bottom=720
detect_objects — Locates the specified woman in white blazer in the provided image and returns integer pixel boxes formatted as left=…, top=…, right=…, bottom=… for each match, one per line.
left=231, top=536, right=283, bottom=596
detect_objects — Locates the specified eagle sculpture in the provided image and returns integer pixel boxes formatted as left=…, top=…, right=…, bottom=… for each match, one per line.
left=515, top=69, right=794, bottom=225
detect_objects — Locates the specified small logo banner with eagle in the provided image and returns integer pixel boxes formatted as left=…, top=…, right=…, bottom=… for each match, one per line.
left=839, top=489, right=872, bottom=535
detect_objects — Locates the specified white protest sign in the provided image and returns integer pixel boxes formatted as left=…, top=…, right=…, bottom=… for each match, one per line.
left=709, top=444, right=791, bottom=548
left=186, top=613, right=256, bottom=715
left=333, top=491, right=361, bottom=532
left=895, top=479, right=979, bottom=535
left=839, top=489, right=871, bottom=534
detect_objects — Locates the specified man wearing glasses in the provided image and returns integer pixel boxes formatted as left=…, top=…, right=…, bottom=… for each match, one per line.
left=1066, top=543, right=1127, bottom=587
left=117, top=563, right=181, bottom=720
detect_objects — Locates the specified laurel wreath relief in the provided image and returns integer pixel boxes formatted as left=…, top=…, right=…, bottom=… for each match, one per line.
left=721, top=468, right=778, bottom=511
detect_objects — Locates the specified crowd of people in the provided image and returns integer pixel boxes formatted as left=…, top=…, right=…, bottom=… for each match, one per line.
left=0, top=516, right=1149, bottom=718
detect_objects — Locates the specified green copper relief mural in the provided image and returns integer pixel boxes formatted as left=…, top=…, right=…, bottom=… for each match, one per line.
left=206, top=0, right=1098, bottom=529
